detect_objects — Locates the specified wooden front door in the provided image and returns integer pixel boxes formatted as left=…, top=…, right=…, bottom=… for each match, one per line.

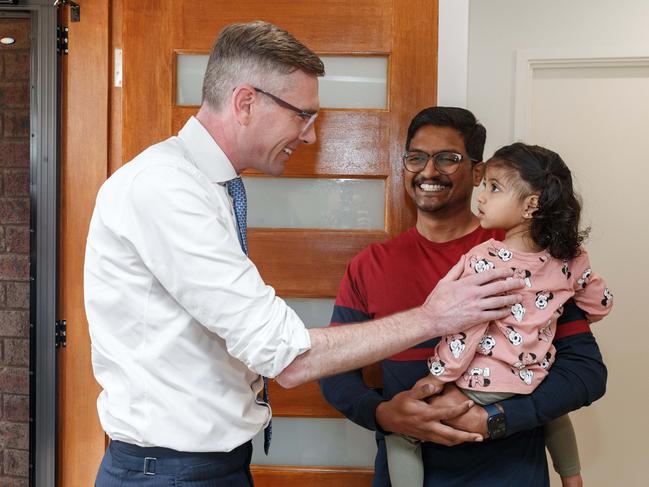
left=58, top=1, right=438, bottom=485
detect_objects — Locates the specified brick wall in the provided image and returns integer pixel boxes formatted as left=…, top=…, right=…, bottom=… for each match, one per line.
left=0, top=18, right=31, bottom=487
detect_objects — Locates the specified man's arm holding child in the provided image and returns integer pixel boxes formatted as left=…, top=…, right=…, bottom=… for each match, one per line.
left=432, top=301, right=607, bottom=438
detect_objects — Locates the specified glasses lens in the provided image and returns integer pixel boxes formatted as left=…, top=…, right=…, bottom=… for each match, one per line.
left=434, top=152, right=462, bottom=174
left=403, top=152, right=429, bottom=172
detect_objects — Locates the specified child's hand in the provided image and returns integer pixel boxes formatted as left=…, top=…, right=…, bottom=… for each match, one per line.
left=413, top=374, right=444, bottom=397
left=560, top=474, right=583, bottom=487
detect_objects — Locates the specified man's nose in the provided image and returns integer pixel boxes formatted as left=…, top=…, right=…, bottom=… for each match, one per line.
left=420, top=157, right=440, bottom=177
left=300, top=122, right=317, bottom=145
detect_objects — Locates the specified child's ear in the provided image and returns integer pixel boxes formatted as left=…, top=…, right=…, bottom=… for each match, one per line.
left=522, top=195, right=540, bottom=219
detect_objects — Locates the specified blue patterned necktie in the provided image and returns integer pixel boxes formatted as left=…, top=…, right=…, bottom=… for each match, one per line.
left=226, top=177, right=248, bottom=255
left=226, top=177, right=272, bottom=455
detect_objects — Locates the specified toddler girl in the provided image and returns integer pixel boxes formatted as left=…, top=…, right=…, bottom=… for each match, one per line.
left=386, top=143, right=613, bottom=487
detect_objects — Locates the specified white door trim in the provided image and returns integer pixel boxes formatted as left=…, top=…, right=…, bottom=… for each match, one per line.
left=437, top=0, right=470, bottom=107
left=514, top=47, right=649, bottom=140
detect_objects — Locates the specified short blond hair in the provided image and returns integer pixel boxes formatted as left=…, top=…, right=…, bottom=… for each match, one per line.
left=202, top=21, right=325, bottom=111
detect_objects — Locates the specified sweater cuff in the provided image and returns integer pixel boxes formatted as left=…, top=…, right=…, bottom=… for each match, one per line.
left=500, top=395, right=536, bottom=437
left=359, top=392, right=388, bottom=433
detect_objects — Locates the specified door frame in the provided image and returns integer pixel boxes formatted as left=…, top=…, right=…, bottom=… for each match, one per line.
left=514, top=46, right=649, bottom=140
left=0, top=1, right=59, bottom=486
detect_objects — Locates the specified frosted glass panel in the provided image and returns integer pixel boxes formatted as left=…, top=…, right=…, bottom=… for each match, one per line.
left=285, top=299, right=334, bottom=328
left=319, top=56, right=387, bottom=109
left=176, top=54, right=387, bottom=108
left=177, top=54, right=208, bottom=106
left=251, top=418, right=375, bottom=466
left=244, top=177, right=384, bottom=229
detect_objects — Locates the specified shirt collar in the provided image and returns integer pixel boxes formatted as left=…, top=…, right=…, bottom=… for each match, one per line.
left=178, top=116, right=238, bottom=184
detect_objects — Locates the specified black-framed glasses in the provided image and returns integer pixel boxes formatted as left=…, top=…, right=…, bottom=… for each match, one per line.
left=402, top=150, right=479, bottom=175
left=254, top=87, right=318, bottom=134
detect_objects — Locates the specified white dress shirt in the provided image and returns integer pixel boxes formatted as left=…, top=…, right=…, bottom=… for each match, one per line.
left=84, top=117, right=311, bottom=452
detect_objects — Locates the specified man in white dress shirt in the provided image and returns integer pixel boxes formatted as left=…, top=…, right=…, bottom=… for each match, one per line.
left=86, top=21, right=523, bottom=486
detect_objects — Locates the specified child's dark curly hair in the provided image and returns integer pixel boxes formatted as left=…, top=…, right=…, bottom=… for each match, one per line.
left=489, top=143, right=589, bottom=260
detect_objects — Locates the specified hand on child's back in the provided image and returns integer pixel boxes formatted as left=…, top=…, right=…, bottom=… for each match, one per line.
left=413, top=374, right=444, bottom=398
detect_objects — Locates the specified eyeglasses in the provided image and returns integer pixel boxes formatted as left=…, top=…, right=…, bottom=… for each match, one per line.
left=402, top=150, right=479, bottom=175
left=254, top=87, right=318, bottom=134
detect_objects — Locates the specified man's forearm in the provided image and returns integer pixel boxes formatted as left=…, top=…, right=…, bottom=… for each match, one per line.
left=319, top=369, right=384, bottom=431
left=277, top=265, right=524, bottom=388
left=277, top=307, right=433, bottom=387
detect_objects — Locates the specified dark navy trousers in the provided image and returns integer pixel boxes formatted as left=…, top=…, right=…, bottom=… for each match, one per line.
left=95, top=440, right=254, bottom=486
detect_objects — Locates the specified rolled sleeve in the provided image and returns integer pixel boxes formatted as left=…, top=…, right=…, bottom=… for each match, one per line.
left=235, top=298, right=311, bottom=378
left=122, top=163, right=311, bottom=377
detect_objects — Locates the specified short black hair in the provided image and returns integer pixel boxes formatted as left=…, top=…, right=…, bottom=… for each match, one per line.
left=405, top=106, right=487, bottom=162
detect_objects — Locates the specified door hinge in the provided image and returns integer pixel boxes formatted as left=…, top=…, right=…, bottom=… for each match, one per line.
left=54, top=0, right=81, bottom=22
left=55, top=320, right=67, bottom=348
left=56, top=26, right=69, bottom=55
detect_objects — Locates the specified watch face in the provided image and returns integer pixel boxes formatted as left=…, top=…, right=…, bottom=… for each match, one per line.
left=488, top=414, right=506, bottom=439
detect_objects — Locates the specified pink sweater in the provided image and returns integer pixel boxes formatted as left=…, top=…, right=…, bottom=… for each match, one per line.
left=428, top=239, right=613, bottom=394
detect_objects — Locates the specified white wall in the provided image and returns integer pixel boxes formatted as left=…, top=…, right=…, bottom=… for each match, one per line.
left=468, top=0, right=649, bottom=155
left=467, top=1, right=649, bottom=486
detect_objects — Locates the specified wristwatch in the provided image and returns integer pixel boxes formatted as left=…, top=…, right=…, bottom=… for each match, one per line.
left=484, top=403, right=506, bottom=440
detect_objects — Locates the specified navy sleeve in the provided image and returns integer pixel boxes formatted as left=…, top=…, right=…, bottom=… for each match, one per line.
left=319, top=304, right=386, bottom=432
left=501, top=301, right=607, bottom=436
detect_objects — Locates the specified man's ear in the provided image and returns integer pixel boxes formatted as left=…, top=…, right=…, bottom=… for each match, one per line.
left=523, top=194, right=540, bottom=219
left=231, top=85, right=256, bottom=126
left=472, top=162, right=485, bottom=186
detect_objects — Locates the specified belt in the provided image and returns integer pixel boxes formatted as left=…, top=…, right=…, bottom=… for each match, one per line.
left=109, top=440, right=252, bottom=476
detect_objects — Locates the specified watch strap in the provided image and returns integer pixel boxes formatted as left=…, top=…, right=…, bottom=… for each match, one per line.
left=484, top=403, right=501, bottom=417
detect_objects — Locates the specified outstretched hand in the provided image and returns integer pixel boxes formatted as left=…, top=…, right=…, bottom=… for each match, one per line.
left=375, top=382, right=483, bottom=447
left=422, top=256, right=525, bottom=336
